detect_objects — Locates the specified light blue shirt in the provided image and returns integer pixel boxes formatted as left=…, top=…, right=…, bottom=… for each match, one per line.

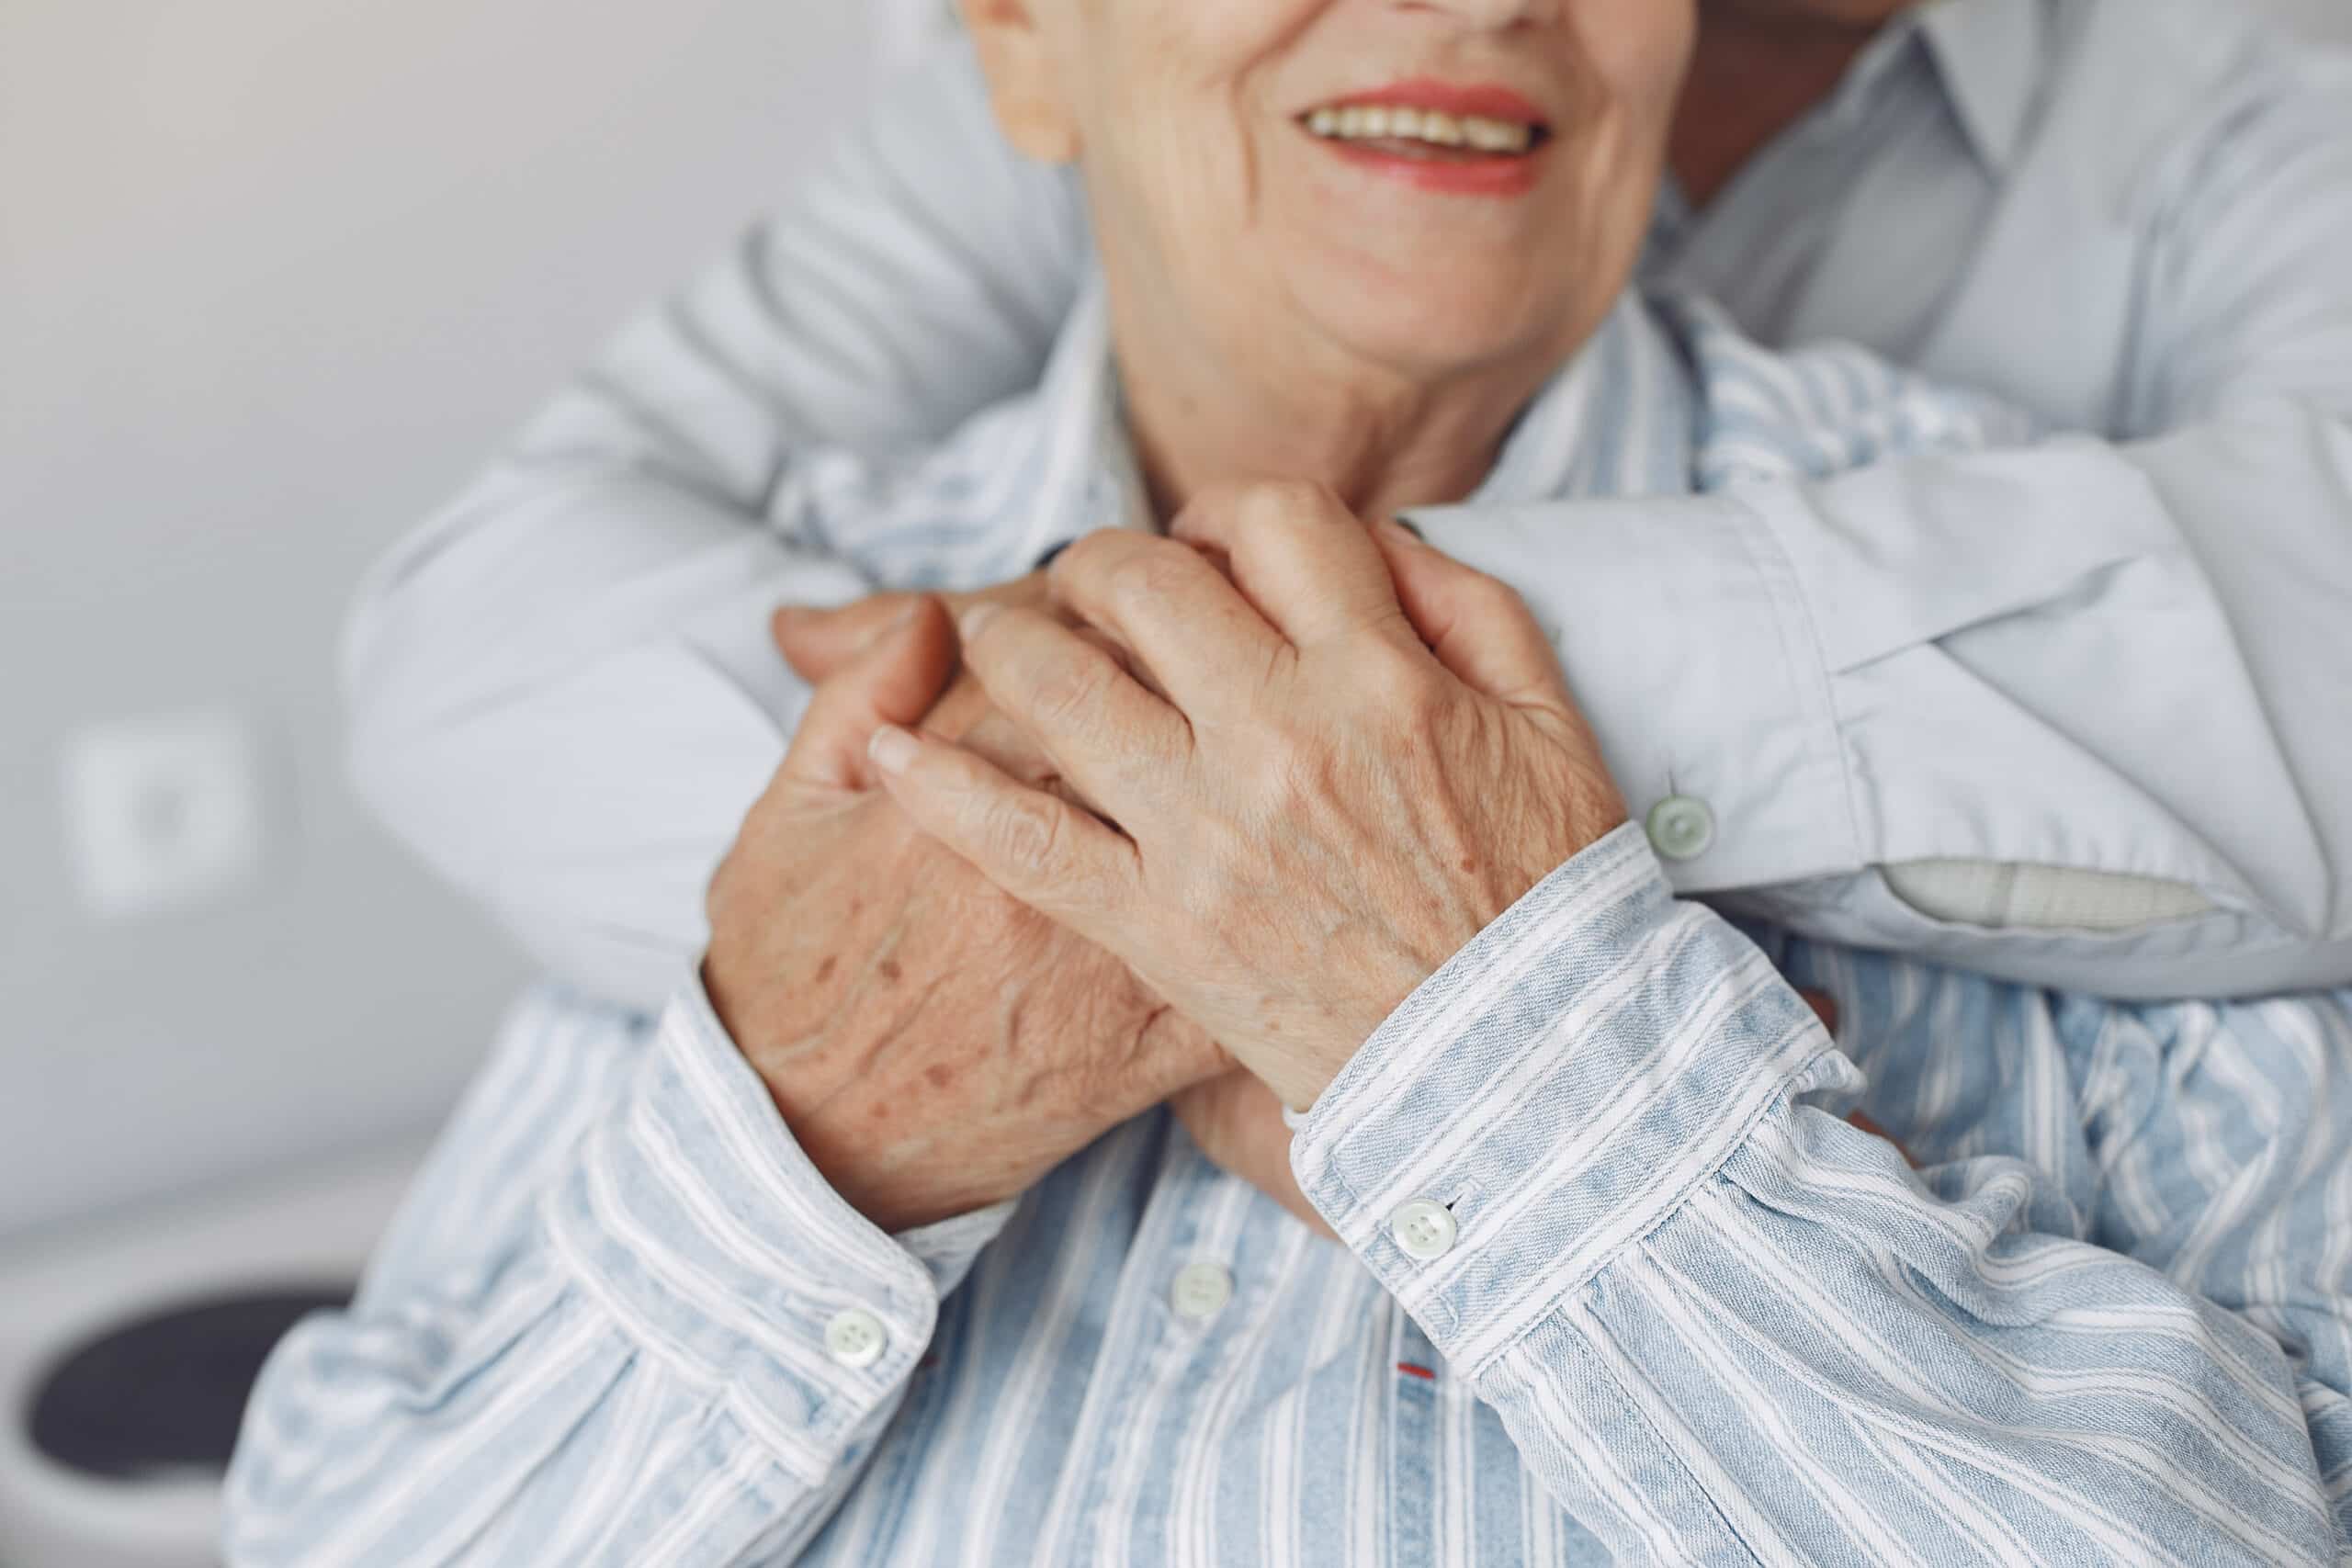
left=339, top=0, right=2352, bottom=1013
left=225, top=283, right=2352, bottom=1565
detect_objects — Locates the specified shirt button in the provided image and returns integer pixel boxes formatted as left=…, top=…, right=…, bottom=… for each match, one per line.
left=824, top=1307, right=888, bottom=1370
left=1170, top=1261, right=1234, bottom=1322
left=1646, top=795, right=1716, bottom=862
left=1390, top=1200, right=1457, bottom=1261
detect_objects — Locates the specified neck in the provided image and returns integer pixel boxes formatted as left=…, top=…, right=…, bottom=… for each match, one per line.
left=1670, top=2, right=1896, bottom=208
left=1107, top=294, right=1556, bottom=527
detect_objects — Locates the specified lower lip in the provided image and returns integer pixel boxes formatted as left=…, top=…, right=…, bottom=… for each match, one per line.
left=1314, top=137, right=1548, bottom=197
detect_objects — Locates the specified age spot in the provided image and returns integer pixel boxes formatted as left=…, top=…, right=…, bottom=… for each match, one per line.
left=815, top=955, right=838, bottom=984
left=925, top=1064, right=955, bottom=1089
left=880, top=958, right=904, bottom=985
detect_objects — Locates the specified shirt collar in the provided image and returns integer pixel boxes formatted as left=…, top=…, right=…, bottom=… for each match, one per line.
left=1914, top=0, right=2050, bottom=173
left=1015, top=271, right=1689, bottom=564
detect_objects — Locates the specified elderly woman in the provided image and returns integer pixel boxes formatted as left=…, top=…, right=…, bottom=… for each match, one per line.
left=225, top=0, right=2352, bottom=1562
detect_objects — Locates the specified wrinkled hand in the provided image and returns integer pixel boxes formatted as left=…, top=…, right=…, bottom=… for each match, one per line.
left=868, top=480, right=1630, bottom=1111
left=706, top=597, right=1227, bottom=1233
left=774, top=573, right=1069, bottom=794
left=782, top=583, right=1345, bottom=1233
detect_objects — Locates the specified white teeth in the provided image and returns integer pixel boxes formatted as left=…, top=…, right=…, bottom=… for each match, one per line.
left=1464, top=117, right=1530, bottom=153
left=1305, top=106, right=1536, bottom=154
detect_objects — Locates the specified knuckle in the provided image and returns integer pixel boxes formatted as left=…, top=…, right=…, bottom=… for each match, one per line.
left=1028, top=644, right=1115, bottom=729
left=1053, top=529, right=1129, bottom=593
left=1235, top=478, right=1343, bottom=534
left=1104, top=541, right=1197, bottom=614
left=1468, top=572, right=1531, bottom=622
left=971, top=790, right=1063, bottom=874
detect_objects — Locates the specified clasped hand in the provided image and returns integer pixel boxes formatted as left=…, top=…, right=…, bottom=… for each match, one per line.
left=865, top=483, right=1630, bottom=1112
left=721, top=484, right=1872, bottom=1237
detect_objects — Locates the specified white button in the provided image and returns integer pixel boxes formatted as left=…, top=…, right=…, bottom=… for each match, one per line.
left=1170, top=1261, right=1234, bottom=1322
left=824, top=1307, right=888, bottom=1370
left=1645, top=795, right=1716, bottom=862
left=1390, top=1200, right=1457, bottom=1261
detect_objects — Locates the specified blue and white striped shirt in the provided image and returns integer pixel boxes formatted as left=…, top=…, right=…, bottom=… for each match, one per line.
left=225, top=291, right=2351, bottom=1564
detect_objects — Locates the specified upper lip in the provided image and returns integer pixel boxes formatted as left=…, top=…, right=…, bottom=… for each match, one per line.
left=1310, top=78, right=1550, bottom=130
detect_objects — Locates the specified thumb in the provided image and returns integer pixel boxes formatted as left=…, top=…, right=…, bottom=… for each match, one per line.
left=780, top=596, right=957, bottom=791
left=1370, top=518, right=1575, bottom=715
left=773, top=593, right=927, bottom=685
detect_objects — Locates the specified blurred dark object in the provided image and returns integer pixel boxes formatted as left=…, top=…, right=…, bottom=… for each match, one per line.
left=27, top=1287, right=350, bottom=1483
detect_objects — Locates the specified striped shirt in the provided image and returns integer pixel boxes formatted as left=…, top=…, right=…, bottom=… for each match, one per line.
left=224, top=289, right=2350, bottom=1565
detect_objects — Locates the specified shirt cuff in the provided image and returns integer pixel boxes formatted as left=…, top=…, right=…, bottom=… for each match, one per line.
left=1405, top=494, right=1857, bottom=895
left=542, top=977, right=1009, bottom=1480
left=1290, top=822, right=1856, bottom=1375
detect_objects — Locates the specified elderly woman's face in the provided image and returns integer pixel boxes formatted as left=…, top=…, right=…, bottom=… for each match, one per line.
left=968, top=0, right=1696, bottom=386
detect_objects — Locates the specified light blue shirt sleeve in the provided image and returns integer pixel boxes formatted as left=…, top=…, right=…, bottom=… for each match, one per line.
left=1295, top=822, right=2352, bottom=1563
left=341, top=39, right=1084, bottom=1010
left=220, top=982, right=1012, bottom=1565
left=1399, top=23, right=2352, bottom=999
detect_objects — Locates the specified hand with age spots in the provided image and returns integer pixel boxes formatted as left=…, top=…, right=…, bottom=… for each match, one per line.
left=865, top=482, right=1632, bottom=1112
left=779, top=580, right=1346, bottom=1235
left=774, top=573, right=1908, bottom=1232
left=704, top=593, right=1229, bottom=1235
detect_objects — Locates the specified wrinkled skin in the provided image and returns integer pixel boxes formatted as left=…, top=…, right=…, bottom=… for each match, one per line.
left=775, top=579, right=1337, bottom=1230
left=869, top=482, right=1631, bottom=1111
left=706, top=597, right=1227, bottom=1234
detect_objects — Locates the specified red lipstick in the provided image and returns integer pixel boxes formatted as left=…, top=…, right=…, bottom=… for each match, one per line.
left=1303, top=78, right=1553, bottom=198
left=1330, top=78, right=1547, bottom=125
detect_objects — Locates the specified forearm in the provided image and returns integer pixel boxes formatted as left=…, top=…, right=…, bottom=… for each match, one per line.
left=224, top=987, right=984, bottom=1565
left=1415, top=390, right=2352, bottom=998
left=346, top=469, right=862, bottom=1007
left=346, top=38, right=1080, bottom=1008
left=1295, top=826, right=2350, bottom=1563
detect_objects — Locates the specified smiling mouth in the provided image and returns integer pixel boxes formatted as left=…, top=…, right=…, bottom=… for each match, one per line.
left=1299, top=103, right=1551, bottom=161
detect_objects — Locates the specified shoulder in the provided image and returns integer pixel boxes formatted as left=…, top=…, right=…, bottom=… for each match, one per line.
left=2035, top=0, right=2347, bottom=211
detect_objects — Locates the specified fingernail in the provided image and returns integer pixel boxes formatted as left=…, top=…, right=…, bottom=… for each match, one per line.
left=868, top=725, right=919, bottom=774
left=958, top=602, right=1001, bottom=644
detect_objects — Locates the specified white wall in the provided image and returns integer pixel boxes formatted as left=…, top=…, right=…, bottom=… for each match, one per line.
left=0, top=0, right=937, bottom=1240
left=0, top=0, right=2341, bottom=1244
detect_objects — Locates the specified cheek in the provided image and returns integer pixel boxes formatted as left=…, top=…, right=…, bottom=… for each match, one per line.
left=1574, top=0, right=1696, bottom=138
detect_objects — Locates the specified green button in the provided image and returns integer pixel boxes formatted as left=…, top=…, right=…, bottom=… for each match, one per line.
left=1645, top=795, right=1716, bottom=862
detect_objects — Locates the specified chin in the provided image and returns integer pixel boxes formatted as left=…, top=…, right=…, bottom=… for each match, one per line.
left=1301, top=254, right=1587, bottom=387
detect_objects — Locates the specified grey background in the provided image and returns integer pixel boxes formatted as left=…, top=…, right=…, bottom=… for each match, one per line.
left=2, top=0, right=2346, bottom=1245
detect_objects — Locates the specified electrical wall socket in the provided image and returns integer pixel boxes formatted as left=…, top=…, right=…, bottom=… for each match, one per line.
left=60, top=710, right=275, bottom=921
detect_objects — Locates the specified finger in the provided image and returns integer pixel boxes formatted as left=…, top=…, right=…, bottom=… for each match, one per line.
left=868, top=723, right=1141, bottom=946
left=1168, top=480, right=1412, bottom=650
left=956, top=601, right=1191, bottom=818
left=779, top=597, right=956, bottom=791
left=959, top=705, right=1068, bottom=794
left=1368, top=517, right=1576, bottom=714
left=772, top=593, right=923, bottom=685
left=1044, top=530, right=1285, bottom=722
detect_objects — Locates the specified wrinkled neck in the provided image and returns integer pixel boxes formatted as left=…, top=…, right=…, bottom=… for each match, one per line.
left=1105, top=292, right=1554, bottom=529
